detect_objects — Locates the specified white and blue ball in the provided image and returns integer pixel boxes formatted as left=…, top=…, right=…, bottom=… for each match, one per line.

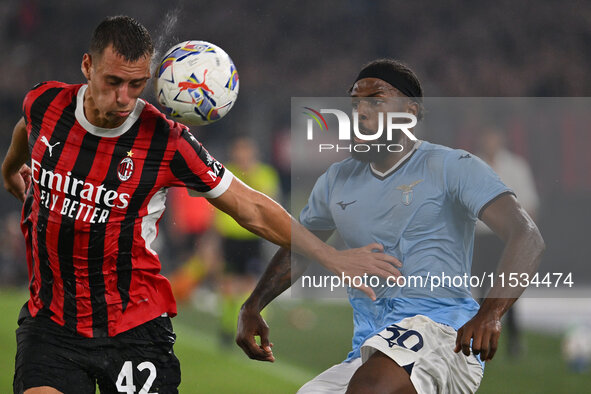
left=155, top=40, right=239, bottom=126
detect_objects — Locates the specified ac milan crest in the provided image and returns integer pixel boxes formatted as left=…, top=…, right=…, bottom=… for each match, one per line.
left=118, top=157, right=134, bottom=181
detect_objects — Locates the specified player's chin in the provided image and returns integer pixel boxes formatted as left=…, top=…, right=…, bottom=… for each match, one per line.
left=351, top=150, right=373, bottom=162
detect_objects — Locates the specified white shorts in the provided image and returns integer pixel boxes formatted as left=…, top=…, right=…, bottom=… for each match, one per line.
left=297, top=315, right=483, bottom=394
left=297, top=358, right=362, bottom=394
left=361, top=315, right=483, bottom=394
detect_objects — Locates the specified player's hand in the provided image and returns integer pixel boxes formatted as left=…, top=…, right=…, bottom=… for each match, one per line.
left=3, top=164, right=31, bottom=202
left=20, top=164, right=32, bottom=191
left=454, top=309, right=502, bottom=361
left=236, top=305, right=275, bottom=362
left=322, top=243, right=403, bottom=301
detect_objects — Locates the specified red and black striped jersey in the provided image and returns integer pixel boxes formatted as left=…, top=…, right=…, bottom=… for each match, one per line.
left=20, top=81, right=233, bottom=337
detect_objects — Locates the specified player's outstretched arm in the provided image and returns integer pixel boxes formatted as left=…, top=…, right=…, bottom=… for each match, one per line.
left=207, top=177, right=402, bottom=300
left=2, top=118, right=31, bottom=202
left=454, top=193, right=545, bottom=361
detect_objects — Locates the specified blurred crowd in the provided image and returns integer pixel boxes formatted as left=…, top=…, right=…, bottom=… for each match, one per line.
left=1, top=0, right=591, bottom=354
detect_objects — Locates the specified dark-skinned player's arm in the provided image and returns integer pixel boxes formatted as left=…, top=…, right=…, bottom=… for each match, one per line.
left=234, top=245, right=312, bottom=362
left=454, top=193, right=545, bottom=361
left=233, top=229, right=335, bottom=362
left=2, top=118, right=31, bottom=203
left=207, top=177, right=402, bottom=301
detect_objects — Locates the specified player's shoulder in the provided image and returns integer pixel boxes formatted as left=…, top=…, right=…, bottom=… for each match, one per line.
left=27, top=81, right=79, bottom=95
left=417, top=141, right=477, bottom=167
left=140, top=100, right=171, bottom=123
left=23, top=81, right=82, bottom=118
left=418, top=141, right=466, bottom=159
left=141, top=100, right=191, bottom=138
left=24, top=81, right=79, bottom=102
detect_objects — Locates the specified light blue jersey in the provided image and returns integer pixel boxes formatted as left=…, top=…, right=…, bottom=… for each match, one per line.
left=300, top=141, right=512, bottom=361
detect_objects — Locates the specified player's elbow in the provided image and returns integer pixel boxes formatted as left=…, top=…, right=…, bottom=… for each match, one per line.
left=1, top=160, right=11, bottom=191
left=521, top=220, right=546, bottom=261
left=532, top=227, right=546, bottom=258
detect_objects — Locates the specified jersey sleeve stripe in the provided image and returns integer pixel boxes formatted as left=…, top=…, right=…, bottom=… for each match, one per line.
left=196, top=169, right=233, bottom=198
left=169, top=150, right=212, bottom=191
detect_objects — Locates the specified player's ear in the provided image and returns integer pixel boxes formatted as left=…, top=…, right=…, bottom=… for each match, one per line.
left=81, top=53, right=92, bottom=80
left=406, top=100, right=419, bottom=118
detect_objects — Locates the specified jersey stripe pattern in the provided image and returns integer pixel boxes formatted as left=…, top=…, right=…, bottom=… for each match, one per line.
left=21, top=81, right=228, bottom=337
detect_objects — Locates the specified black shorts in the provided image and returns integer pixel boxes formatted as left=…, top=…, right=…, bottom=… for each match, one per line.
left=14, top=305, right=181, bottom=394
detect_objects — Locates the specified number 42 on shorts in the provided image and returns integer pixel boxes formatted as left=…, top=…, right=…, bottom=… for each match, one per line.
left=116, top=360, right=157, bottom=394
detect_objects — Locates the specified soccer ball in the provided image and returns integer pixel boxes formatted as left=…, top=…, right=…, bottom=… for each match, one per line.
left=154, top=40, right=239, bottom=126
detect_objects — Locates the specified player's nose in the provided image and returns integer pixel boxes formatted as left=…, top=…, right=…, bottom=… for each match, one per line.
left=116, top=84, right=131, bottom=107
left=356, top=101, right=371, bottom=120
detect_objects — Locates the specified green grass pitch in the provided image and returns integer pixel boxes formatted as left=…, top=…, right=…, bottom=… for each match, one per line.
left=0, top=289, right=588, bottom=393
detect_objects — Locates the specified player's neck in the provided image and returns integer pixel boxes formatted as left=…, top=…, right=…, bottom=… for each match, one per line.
left=371, top=136, right=417, bottom=173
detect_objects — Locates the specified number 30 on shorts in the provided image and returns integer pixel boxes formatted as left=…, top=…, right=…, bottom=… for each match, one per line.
left=116, top=360, right=157, bottom=394
left=378, top=324, right=424, bottom=352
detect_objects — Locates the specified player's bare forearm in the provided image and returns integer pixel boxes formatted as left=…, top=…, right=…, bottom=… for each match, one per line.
left=2, top=118, right=30, bottom=202
left=455, top=194, right=545, bottom=360
left=242, top=247, right=300, bottom=312
left=236, top=247, right=298, bottom=362
left=242, top=231, right=331, bottom=312
left=237, top=237, right=330, bottom=362
left=208, top=177, right=303, bottom=251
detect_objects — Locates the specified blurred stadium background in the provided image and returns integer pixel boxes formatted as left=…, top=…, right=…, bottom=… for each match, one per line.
left=1, top=1, right=591, bottom=393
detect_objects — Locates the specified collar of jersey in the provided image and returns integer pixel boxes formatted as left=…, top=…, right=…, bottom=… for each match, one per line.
left=75, top=84, right=145, bottom=138
left=369, top=140, right=423, bottom=180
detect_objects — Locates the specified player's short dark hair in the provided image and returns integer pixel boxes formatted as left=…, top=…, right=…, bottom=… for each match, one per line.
left=89, top=16, right=154, bottom=61
left=351, top=59, right=424, bottom=119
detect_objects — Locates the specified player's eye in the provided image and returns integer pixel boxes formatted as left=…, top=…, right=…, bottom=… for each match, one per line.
left=107, top=78, right=121, bottom=86
left=352, top=98, right=382, bottom=110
